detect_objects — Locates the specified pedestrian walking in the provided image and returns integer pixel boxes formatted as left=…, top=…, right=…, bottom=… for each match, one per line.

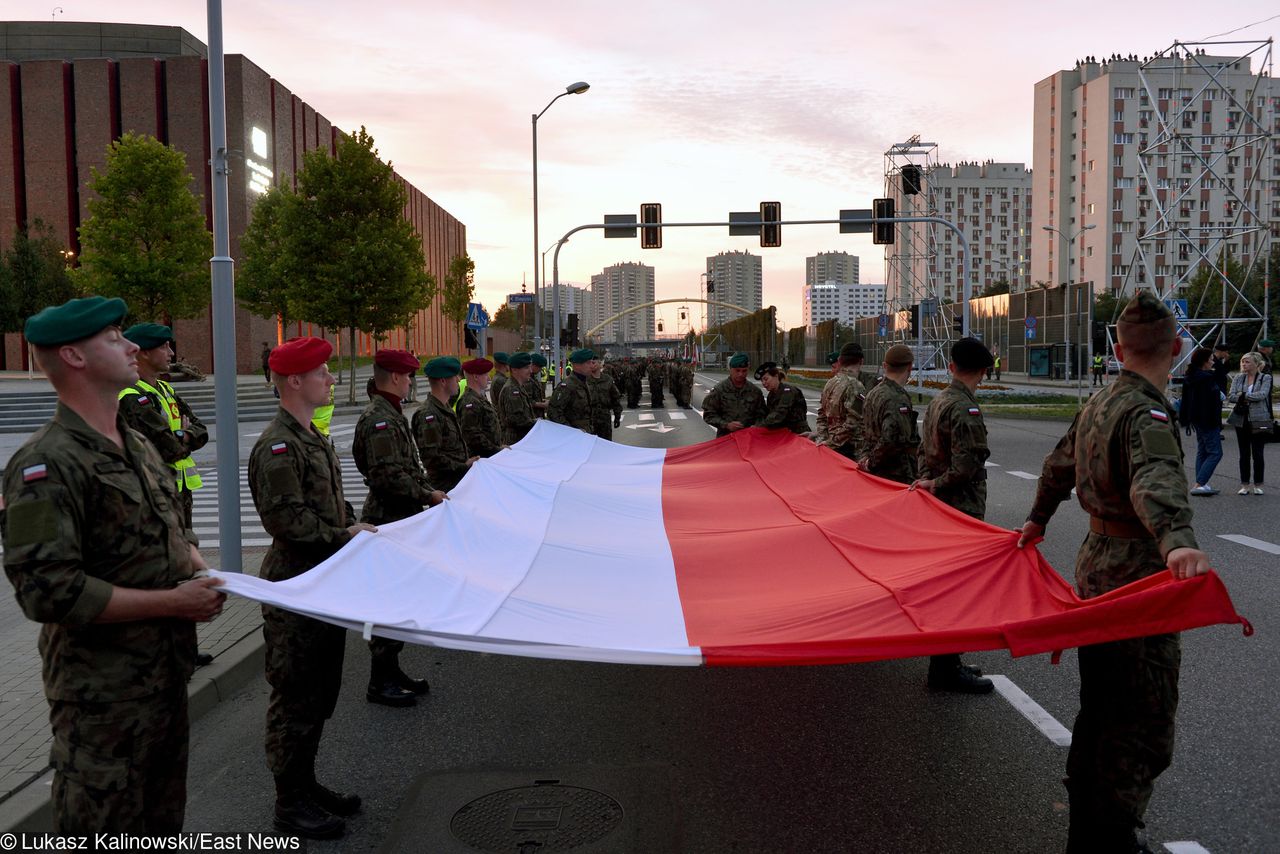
left=1178, top=347, right=1224, bottom=496
left=1225, top=352, right=1272, bottom=495
left=3, top=296, right=225, bottom=833
left=1018, top=292, right=1210, bottom=853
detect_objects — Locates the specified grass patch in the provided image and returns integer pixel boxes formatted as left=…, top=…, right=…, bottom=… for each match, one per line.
left=983, top=404, right=1080, bottom=420
left=977, top=392, right=1080, bottom=405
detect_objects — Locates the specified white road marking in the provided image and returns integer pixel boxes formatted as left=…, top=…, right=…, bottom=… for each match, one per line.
left=1006, top=470, right=1039, bottom=480
left=988, top=675, right=1072, bottom=747
left=667, top=411, right=687, bottom=420
left=1217, top=534, right=1280, bottom=555
left=984, top=461, right=1000, bottom=468
left=639, top=413, right=655, bottom=421
left=1163, top=843, right=1212, bottom=854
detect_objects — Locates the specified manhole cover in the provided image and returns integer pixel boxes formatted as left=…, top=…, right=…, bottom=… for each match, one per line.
left=451, top=782, right=624, bottom=852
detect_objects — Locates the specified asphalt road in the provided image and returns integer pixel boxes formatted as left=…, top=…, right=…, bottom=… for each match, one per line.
left=169, top=375, right=1275, bottom=854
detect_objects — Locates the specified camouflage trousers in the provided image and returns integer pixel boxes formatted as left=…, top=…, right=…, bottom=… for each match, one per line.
left=263, top=605, right=346, bottom=792
left=1067, top=532, right=1181, bottom=847
left=48, top=684, right=189, bottom=833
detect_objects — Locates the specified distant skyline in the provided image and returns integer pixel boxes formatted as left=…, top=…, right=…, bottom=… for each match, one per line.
left=2, top=2, right=1276, bottom=329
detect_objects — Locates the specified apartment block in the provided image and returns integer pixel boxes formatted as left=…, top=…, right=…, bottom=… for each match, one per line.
left=805, top=251, right=860, bottom=287
left=589, top=263, right=655, bottom=344
left=705, top=250, right=762, bottom=325
left=802, top=282, right=887, bottom=329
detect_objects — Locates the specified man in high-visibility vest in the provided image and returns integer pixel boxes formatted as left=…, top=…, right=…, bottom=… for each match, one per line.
left=118, top=323, right=207, bottom=529
left=1092, top=353, right=1106, bottom=387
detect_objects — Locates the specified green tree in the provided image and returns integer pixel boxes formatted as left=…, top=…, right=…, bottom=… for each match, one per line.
left=285, top=127, right=436, bottom=403
left=978, top=280, right=1010, bottom=297
left=440, top=252, right=476, bottom=353
left=77, top=132, right=212, bottom=322
left=491, top=302, right=521, bottom=332
left=1, top=220, right=81, bottom=333
left=238, top=185, right=300, bottom=332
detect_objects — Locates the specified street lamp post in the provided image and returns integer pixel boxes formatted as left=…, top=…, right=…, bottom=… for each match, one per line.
left=1042, top=222, right=1096, bottom=404
left=532, top=81, right=589, bottom=356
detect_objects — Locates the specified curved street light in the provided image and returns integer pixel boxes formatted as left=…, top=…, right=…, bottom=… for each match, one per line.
left=533, top=82, right=589, bottom=353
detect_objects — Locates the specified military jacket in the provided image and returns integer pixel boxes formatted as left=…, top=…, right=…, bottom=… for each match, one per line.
left=118, top=379, right=209, bottom=471
left=458, top=385, right=503, bottom=458
left=489, top=371, right=510, bottom=419
left=860, top=378, right=920, bottom=484
left=412, top=394, right=471, bottom=493
left=647, top=363, right=665, bottom=385
left=499, top=380, right=538, bottom=445
left=918, top=380, right=990, bottom=519
left=589, top=374, right=623, bottom=439
left=1028, top=371, right=1198, bottom=565
left=2, top=404, right=197, bottom=702
left=353, top=393, right=435, bottom=524
left=249, top=408, right=356, bottom=582
left=523, top=375, right=546, bottom=417
left=702, top=378, right=766, bottom=437
left=761, top=384, right=810, bottom=433
left=548, top=372, right=595, bottom=433
left=817, top=368, right=866, bottom=454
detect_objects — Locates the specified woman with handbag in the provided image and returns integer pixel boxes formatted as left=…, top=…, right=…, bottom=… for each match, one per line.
left=1180, top=347, right=1224, bottom=495
left=1225, top=351, right=1273, bottom=494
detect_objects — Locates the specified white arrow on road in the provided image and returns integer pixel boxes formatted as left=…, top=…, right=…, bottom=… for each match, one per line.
left=649, top=424, right=675, bottom=433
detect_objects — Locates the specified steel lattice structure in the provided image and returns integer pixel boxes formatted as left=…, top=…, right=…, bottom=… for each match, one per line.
left=884, top=137, right=952, bottom=352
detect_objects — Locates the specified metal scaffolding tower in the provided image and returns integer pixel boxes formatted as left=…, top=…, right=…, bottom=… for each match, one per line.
left=1122, top=38, right=1275, bottom=345
left=884, top=137, right=951, bottom=359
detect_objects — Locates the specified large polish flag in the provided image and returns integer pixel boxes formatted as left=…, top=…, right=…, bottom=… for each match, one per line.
left=214, top=421, right=1249, bottom=666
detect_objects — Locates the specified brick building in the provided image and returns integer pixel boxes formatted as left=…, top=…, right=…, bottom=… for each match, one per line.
left=0, top=21, right=466, bottom=373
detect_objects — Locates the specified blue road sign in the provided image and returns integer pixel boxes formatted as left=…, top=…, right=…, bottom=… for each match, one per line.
left=1026, top=328, right=1036, bottom=340
left=465, top=303, right=488, bottom=330
left=1164, top=299, right=1188, bottom=320
left=1025, top=315, right=1038, bottom=328
left=508, top=293, right=535, bottom=305
left=878, top=325, right=887, bottom=338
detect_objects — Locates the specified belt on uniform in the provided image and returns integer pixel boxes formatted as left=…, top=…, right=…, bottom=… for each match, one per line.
left=1089, top=517, right=1152, bottom=539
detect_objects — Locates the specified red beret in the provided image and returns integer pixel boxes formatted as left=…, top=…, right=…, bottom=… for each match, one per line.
left=268, top=336, right=332, bottom=375
left=374, top=349, right=420, bottom=374
left=462, top=358, right=493, bottom=375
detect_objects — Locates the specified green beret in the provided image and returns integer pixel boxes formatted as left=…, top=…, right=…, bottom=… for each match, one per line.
left=24, top=296, right=128, bottom=347
left=1259, top=338, right=1276, bottom=347
left=493, top=352, right=510, bottom=365
left=423, top=356, right=462, bottom=378
left=728, top=352, right=750, bottom=369
left=1118, top=291, right=1173, bottom=326
left=508, top=352, right=533, bottom=369
left=569, top=348, right=596, bottom=364
left=826, top=351, right=841, bottom=365
left=530, top=353, right=548, bottom=367
left=123, top=322, right=174, bottom=350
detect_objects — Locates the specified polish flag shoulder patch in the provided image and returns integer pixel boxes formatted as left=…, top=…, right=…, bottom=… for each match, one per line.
left=968, top=406, right=981, bottom=416
left=136, top=396, right=150, bottom=405
left=22, top=463, right=48, bottom=483
left=374, top=421, right=389, bottom=431
left=898, top=406, right=911, bottom=413
left=270, top=442, right=289, bottom=455
left=424, top=415, right=436, bottom=422
left=1150, top=409, right=1169, bottom=422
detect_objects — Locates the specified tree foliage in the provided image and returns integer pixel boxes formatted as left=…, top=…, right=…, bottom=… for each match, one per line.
left=0, top=220, right=81, bottom=334
left=491, top=302, right=521, bottom=332
left=282, top=127, right=435, bottom=403
left=77, top=133, right=212, bottom=322
left=440, top=252, right=476, bottom=352
left=237, top=185, right=300, bottom=331
left=1180, top=253, right=1277, bottom=354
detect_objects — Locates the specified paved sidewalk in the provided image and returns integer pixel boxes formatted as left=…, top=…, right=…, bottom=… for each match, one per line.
left=0, top=551, right=271, bottom=830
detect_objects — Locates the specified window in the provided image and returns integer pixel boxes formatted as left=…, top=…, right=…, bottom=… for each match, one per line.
left=1116, top=87, right=1135, bottom=99
left=1088, top=203, right=1096, bottom=214
left=1088, top=160, right=1095, bottom=172
left=1114, top=132, right=1134, bottom=144
left=1116, top=177, right=1135, bottom=189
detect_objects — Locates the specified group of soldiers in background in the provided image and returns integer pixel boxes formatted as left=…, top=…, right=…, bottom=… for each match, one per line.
left=598, top=356, right=694, bottom=410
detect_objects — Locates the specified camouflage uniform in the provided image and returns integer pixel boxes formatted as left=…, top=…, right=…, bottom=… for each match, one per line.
left=248, top=409, right=357, bottom=801
left=3, top=404, right=198, bottom=832
left=625, top=362, right=643, bottom=409
left=817, top=368, right=867, bottom=459
left=860, top=378, right=920, bottom=484
left=411, top=394, right=471, bottom=493
left=499, top=380, right=538, bottom=445
left=761, top=383, right=810, bottom=433
left=457, top=385, right=503, bottom=458
left=523, top=375, right=546, bottom=418
left=489, top=370, right=509, bottom=420
left=676, top=362, right=695, bottom=408
left=647, top=361, right=666, bottom=406
left=548, top=372, right=595, bottom=433
left=702, top=377, right=766, bottom=438
left=1027, top=371, right=1197, bottom=847
left=118, top=377, right=208, bottom=528
left=589, top=373, right=623, bottom=440
left=918, top=379, right=989, bottom=518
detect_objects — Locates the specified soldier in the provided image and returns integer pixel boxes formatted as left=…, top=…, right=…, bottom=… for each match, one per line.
left=499, top=352, right=540, bottom=444
left=249, top=336, right=375, bottom=839
left=353, top=350, right=445, bottom=710
left=625, top=359, right=644, bottom=409
left=1017, top=292, right=1210, bottom=853
left=825, top=351, right=841, bottom=373
left=675, top=358, right=695, bottom=409
left=527, top=353, right=550, bottom=417
left=118, top=322, right=214, bottom=667
left=702, top=352, right=766, bottom=437
left=816, top=342, right=868, bottom=460
left=756, top=362, right=811, bottom=434
left=860, top=344, right=920, bottom=483
left=412, top=356, right=477, bottom=492
left=458, top=358, right=504, bottom=458
left=912, top=338, right=996, bottom=694
left=3, top=296, right=225, bottom=833
left=548, top=349, right=597, bottom=434
left=262, top=340, right=273, bottom=386
left=489, top=352, right=512, bottom=417
left=588, top=355, right=624, bottom=440
left=1258, top=337, right=1274, bottom=373
left=647, top=357, right=666, bottom=407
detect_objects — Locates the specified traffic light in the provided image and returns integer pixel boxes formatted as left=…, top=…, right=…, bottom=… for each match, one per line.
left=640, top=203, right=662, bottom=249
left=760, top=201, right=781, bottom=248
left=909, top=303, right=920, bottom=336
left=953, top=313, right=963, bottom=333
left=706, top=280, right=715, bottom=294
left=873, top=198, right=895, bottom=245
left=567, top=313, right=579, bottom=346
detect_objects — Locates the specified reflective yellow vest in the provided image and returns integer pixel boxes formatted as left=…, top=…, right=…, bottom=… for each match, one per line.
left=312, top=386, right=336, bottom=436
left=451, top=377, right=469, bottom=412
left=118, top=378, right=203, bottom=492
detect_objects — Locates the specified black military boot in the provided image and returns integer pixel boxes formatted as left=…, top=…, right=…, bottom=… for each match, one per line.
left=310, top=781, right=362, bottom=816
left=274, top=785, right=345, bottom=839
left=392, top=664, right=430, bottom=695
left=927, top=655, right=994, bottom=694
left=367, top=659, right=416, bottom=707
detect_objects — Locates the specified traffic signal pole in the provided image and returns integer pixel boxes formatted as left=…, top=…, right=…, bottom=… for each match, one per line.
left=549, top=214, right=972, bottom=370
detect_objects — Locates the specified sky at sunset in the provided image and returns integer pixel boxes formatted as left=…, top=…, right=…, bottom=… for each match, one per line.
left=4, top=2, right=1277, bottom=330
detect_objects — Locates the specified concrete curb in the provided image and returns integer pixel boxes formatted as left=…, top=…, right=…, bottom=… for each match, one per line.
left=0, top=626, right=268, bottom=833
